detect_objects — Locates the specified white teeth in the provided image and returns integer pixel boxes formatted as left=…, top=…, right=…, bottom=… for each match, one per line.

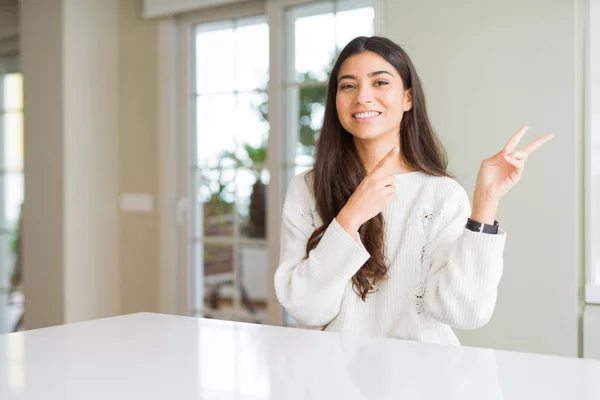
left=354, top=111, right=381, bottom=119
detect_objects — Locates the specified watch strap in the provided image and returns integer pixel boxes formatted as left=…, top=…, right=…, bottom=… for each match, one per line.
left=465, top=218, right=499, bottom=234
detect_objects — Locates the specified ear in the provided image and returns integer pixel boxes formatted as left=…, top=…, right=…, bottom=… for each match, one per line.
left=403, top=88, right=413, bottom=111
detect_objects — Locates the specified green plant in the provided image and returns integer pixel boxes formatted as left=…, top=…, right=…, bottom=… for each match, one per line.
left=243, top=138, right=267, bottom=238
left=201, top=52, right=335, bottom=239
left=200, top=166, right=236, bottom=236
left=9, top=203, right=22, bottom=257
left=10, top=224, right=19, bottom=256
left=258, top=52, right=336, bottom=155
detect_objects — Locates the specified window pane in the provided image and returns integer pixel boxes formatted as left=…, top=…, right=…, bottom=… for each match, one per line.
left=0, top=231, right=19, bottom=332
left=283, top=83, right=326, bottom=167
left=0, top=232, right=18, bottom=334
left=235, top=91, right=269, bottom=156
left=193, top=16, right=269, bottom=324
left=195, top=22, right=235, bottom=95
left=197, top=167, right=236, bottom=237
left=297, top=83, right=325, bottom=160
left=204, top=242, right=233, bottom=277
left=2, top=74, right=22, bottom=111
left=294, top=12, right=336, bottom=83
left=196, top=92, right=267, bottom=169
left=335, top=7, right=375, bottom=48
left=2, top=173, right=23, bottom=229
left=234, top=20, right=269, bottom=91
left=0, top=233, right=14, bottom=287
left=2, top=112, right=24, bottom=171
left=196, top=94, right=236, bottom=168
left=238, top=242, right=268, bottom=317
left=235, top=168, right=267, bottom=239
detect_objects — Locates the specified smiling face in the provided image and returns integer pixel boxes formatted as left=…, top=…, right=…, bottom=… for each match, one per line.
left=335, top=51, right=412, bottom=142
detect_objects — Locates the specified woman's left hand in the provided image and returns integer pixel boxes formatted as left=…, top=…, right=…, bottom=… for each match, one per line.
left=471, top=126, right=553, bottom=224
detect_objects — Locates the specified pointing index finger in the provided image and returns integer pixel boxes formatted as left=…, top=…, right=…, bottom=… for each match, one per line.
left=371, top=145, right=399, bottom=177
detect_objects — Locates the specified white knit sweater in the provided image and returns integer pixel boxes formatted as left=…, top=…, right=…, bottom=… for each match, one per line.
left=274, top=170, right=506, bottom=345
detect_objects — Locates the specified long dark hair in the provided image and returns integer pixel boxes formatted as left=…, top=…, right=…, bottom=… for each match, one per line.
left=306, top=36, right=450, bottom=301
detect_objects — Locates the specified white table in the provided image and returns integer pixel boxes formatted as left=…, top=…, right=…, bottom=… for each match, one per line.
left=0, top=313, right=598, bottom=399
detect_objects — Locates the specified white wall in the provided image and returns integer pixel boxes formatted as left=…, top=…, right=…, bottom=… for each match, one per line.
left=118, top=0, right=160, bottom=314
left=0, top=1, right=18, bottom=55
left=21, top=0, right=121, bottom=328
left=383, top=0, right=582, bottom=357
left=62, top=0, right=120, bottom=322
left=21, top=0, right=67, bottom=329
left=584, top=305, right=600, bottom=358
left=20, top=0, right=164, bottom=330
left=0, top=2, right=17, bottom=39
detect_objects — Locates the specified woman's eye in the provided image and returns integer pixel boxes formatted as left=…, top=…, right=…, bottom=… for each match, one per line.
left=340, top=83, right=355, bottom=90
left=375, top=80, right=389, bottom=86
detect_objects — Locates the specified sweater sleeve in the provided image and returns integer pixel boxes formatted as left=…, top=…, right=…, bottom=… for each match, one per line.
left=274, top=173, right=370, bottom=328
left=422, top=185, right=506, bottom=330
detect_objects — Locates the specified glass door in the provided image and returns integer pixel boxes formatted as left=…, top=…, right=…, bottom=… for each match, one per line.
left=190, top=15, right=270, bottom=323
left=0, top=55, right=24, bottom=333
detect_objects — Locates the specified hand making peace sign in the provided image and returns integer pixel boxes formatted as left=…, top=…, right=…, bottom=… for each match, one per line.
left=474, top=125, right=554, bottom=202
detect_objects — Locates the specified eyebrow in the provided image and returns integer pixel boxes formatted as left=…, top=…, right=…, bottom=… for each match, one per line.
left=337, top=70, right=394, bottom=83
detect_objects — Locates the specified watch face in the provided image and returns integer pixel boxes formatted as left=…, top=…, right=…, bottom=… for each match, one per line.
left=483, top=224, right=499, bottom=234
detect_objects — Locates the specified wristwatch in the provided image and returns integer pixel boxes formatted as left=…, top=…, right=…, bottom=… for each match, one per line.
left=465, top=218, right=499, bottom=234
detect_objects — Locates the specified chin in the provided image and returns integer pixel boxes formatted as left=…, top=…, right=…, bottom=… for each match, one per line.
left=346, top=125, right=386, bottom=140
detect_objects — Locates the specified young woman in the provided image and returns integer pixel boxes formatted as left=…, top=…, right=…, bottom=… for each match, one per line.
left=274, top=36, right=552, bottom=345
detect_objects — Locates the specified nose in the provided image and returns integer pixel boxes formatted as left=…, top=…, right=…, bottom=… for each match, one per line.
left=355, top=85, right=374, bottom=104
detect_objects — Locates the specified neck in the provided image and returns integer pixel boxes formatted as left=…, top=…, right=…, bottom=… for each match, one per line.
left=353, top=134, right=414, bottom=175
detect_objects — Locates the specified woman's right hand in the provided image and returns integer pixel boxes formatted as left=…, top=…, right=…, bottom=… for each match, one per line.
left=336, top=146, right=399, bottom=236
